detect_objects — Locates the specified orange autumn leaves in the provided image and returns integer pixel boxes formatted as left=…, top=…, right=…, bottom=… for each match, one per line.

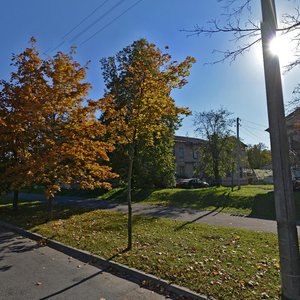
left=99, top=39, right=195, bottom=146
left=0, top=38, right=195, bottom=199
left=0, top=39, right=117, bottom=198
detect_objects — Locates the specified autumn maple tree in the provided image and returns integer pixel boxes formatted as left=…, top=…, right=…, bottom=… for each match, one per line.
left=99, top=39, right=195, bottom=249
left=0, top=38, right=117, bottom=216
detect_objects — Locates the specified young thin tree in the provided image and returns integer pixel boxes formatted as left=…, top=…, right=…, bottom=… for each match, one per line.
left=99, top=39, right=194, bottom=249
left=193, top=108, right=235, bottom=187
left=0, top=39, right=117, bottom=217
left=247, top=143, right=272, bottom=169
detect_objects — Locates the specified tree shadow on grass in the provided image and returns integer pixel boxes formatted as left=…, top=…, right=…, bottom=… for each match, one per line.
left=174, top=207, right=221, bottom=231
left=248, top=191, right=300, bottom=221
left=130, top=188, right=233, bottom=209
left=248, top=191, right=276, bottom=220
left=238, top=189, right=300, bottom=221
left=0, top=201, right=101, bottom=231
left=102, top=188, right=155, bottom=204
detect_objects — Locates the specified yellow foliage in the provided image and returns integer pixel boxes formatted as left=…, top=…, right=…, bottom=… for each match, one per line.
left=0, top=39, right=117, bottom=198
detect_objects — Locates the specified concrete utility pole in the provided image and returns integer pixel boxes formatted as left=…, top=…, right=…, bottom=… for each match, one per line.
left=236, top=117, right=241, bottom=190
left=260, top=0, right=300, bottom=299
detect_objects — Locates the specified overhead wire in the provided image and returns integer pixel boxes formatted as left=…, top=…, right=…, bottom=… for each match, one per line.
left=69, top=0, right=126, bottom=44
left=45, top=0, right=125, bottom=54
left=240, top=126, right=265, bottom=141
left=62, top=0, right=111, bottom=39
left=80, top=0, right=144, bottom=46
left=242, top=119, right=268, bottom=129
left=242, top=123, right=268, bottom=133
left=239, top=129, right=260, bottom=144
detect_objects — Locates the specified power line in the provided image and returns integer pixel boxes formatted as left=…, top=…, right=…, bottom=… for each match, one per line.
left=70, top=0, right=126, bottom=44
left=242, top=119, right=268, bottom=129
left=46, top=0, right=112, bottom=54
left=50, top=41, right=66, bottom=53
left=242, top=123, right=268, bottom=133
left=80, top=0, right=144, bottom=46
left=240, top=126, right=264, bottom=141
left=239, top=128, right=255, bottom=140
left=62, top=0, right=111, bottom=39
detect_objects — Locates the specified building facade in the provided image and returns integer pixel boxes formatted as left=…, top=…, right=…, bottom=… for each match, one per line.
left=286, top=108, right=300, bottom=168
left=174, top=135, right=205, bottom=178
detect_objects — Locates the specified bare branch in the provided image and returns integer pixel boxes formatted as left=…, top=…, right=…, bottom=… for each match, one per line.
left=182, top=17, right=260, bottom=65
left=183, top=0, right=300, bottom=69
left=183, top=19, right=259, bottom=37
left=207, top=37, right=261, bottom=65
left=219, top=0, right=252, bottom=19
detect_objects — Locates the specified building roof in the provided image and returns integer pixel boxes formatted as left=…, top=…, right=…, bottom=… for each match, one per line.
left=174, top=135, right=247, bottom=148
left=285, top=107, right=300, bottom=121
left=266, top=107, right=300, bottom=132
left=174, top=135, right=205, bottom=144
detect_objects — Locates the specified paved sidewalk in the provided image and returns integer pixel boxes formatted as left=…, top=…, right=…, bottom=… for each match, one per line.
left=13, top=193, right=300, bottom=235
left=0, top=226, right=166, bottom=300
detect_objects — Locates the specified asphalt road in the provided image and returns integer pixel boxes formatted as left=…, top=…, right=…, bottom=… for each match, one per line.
left=14, top=193, right=300, bottom=235
left=0, top=226, right=166, bottom=300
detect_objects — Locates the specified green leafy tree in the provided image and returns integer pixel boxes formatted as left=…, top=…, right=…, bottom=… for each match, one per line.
left=247, top=143, right=272, bottom=169
left=196, top=135, right=237, bottom=183
left=99, top=39, right=194, bottom=249
left=133, top=131, right=176, bottom=188
left=193, top=108, right=235, bottom=186
left=109, top=120, right=178, bottom=189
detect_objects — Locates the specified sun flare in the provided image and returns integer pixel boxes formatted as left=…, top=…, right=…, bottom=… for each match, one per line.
left=269, top=34, right=294, bottom=66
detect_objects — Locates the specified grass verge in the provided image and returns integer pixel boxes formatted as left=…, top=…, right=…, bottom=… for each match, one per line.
left=18, top=184, right=300, bottom=219
left=0, top=198, right=281, bottom=299
left=101, top=185, right=300, bottom=219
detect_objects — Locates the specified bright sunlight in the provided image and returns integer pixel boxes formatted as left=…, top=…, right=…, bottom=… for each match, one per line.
left=269, top=34, right=294, bottom=66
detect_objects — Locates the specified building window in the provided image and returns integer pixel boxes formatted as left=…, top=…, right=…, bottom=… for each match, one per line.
left=193, top=149, right=199, bottom=159
left=179, top=146, right=184, bottom=159
left=179, top=166, right=185, bottom=176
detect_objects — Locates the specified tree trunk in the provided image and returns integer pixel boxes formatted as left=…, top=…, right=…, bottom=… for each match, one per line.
left=13, top=190, right=19, bottom=212
left=213, top=159, right=220, bottom=187
left=126, top=144, right=134, bottom=250
left=47, top=196, right=54, bottom=221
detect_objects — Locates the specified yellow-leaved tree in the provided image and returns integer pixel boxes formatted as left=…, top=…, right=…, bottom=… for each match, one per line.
left=99, top=39, right=195, bottom=249
left=0, top=38, right=117, bottom=216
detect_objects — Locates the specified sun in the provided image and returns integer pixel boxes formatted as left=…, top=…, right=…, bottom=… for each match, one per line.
left=269, top=34, right=294, bottom=66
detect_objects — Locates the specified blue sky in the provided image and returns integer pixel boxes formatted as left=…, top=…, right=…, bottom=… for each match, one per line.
left=1, top=0, right=299, bottom=148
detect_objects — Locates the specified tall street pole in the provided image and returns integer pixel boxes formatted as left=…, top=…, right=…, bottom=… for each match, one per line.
left=260, top=0, right=300, bottom=299
left=237, top=117, right=241, bottom=190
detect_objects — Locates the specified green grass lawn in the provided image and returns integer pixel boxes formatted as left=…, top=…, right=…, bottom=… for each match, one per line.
left=20, top=184, right=300, bottom=219
left=0, top=198, right=282, bottom=299
left=101, top=185, right=300, bottom=219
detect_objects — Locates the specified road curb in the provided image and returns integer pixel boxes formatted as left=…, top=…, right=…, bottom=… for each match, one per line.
left=0, top=220, right=210, bottom=300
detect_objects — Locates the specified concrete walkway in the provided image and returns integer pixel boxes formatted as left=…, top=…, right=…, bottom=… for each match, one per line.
left=0, top=226, right=166, bottom=300
left=13, top=192, right=300, bottom=235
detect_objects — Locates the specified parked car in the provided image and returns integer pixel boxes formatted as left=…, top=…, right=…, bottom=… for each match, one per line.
left=291, top=169, right=300, bottom=191
left=176, top=178, right=209, bottom=189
